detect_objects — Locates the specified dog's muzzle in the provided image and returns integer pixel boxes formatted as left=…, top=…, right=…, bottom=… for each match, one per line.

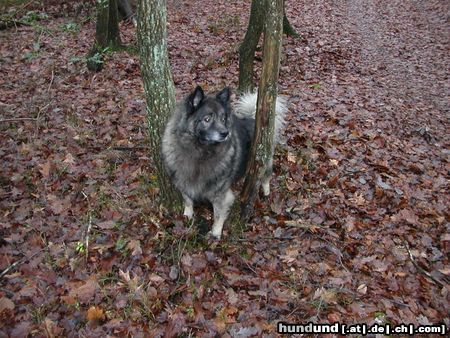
left=200, top=131, right=230, bottom=144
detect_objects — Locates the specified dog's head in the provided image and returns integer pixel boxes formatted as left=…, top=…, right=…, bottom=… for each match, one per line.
left=184, top=86, right=232, bottom=145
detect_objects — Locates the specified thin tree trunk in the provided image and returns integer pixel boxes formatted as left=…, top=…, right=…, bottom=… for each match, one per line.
left=95, top=0, right=110, bottom=48
left=241, top=0, right=284, bottom=220
left=137, top=0, right=180, bottom=210
left=238, top=0, right=265, bottom=93
left=87, top=0, right=122, bottom=71
left=238, top=0, right=296, bottom=92
left=283, top=13, right=298, bottom=37
left=107, top=0, right=121, bottom=47
left=283, top=3, right=299, bottom=37
left=118, top=0, right=134, bottom=20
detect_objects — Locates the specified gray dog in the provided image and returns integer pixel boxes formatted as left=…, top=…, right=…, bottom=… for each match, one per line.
left=162, top=86, right=287, bottom=239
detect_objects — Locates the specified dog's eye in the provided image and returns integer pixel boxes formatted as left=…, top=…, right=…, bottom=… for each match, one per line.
left=203, top=115, right=211, bottom=123
left=221, top=116, right=226, bottom=123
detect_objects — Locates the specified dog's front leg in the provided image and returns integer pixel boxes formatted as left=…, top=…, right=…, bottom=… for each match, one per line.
left=261, top=157, right=273, bottom=196
left=210, top=189, right=235, bottom=239
left=262, top=144, right=276, bottom=196
left=182, top=194, right=194, bottom=219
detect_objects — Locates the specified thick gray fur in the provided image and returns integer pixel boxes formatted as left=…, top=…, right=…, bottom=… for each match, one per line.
left=162, top=86, right=287, bottom=239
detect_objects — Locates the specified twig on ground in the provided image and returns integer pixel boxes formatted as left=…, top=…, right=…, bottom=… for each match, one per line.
left=234, top=236, right=296, bottom=242
left=82, top=191, right=93, bottom=260
left=35, top=103, right=50, bottom=133
left=0, top=249, right=44, bottom=279
left=403, top=240, right=446, bottom=288
left=113, top=146, right=150, bottom=151
left=0, top=117, right=37, bottom=123
left=47, top=69, right=54, bottom=92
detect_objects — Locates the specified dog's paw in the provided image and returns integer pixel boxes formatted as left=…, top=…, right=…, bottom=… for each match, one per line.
left=183, top=207, right=194, bottom=219
left=262, top=182, right=270, bottom=196
left=207, top=230, right=222, bottom=241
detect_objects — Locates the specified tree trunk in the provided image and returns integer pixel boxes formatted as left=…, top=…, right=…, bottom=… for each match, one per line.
left=238, top=0, right=265, bottom=93
left=283, top=13, right=298, bottom=37
left=107, top=0, right=121, bottom=47
left=137, top=0, right=180, bottom=210
left=283, top=2, right=299, bottom=37
left=241, top=0, right=284, bottom=220
left=238, top=0, right=296, bottom=92
left=87, top=0, right=122, bottom=71
left=118, top=0, right=134, bottom=20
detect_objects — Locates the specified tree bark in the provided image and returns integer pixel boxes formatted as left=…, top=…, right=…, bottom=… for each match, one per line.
left=283, top=2, right=299, bottom=37
left=283, top=14, right=298, bottom=37
left=118, top=0, right=134, bottom=20
left=238, top=0, right=265, bottom=93
left=87, top=0, right=122, bottom=71
left=241, top=0, right=284, bottom=220
left=137, top=0, right=180, bottom=210
left=107, top=0, right=121, bottom=47
left=238, top=0, right=296, bottom=92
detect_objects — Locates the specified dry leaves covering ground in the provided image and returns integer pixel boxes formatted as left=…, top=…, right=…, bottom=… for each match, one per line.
left=0, top=0, right=449, bottom=336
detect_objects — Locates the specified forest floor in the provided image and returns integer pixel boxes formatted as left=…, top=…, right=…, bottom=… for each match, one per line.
left=0, top=0, right=449, bottom=336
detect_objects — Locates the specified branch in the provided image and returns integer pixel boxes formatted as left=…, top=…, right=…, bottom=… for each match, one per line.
left=0, top=118, right=37, bottom=123
left=0, top=249, right=44, bottom=279
left=403, top=240, right=446, bottom=288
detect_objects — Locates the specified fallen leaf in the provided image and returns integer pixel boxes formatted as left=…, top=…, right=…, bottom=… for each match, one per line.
left=357, top=284, right=367, bottom=294
left=63, top=152, right=76, bottom=166
left=392, top=209, right=420, bottom=225
left=287, top=151, right=297, bottom=163
left=69, top=277, right=99, bottom=304
left=86, top=306, right=106, bottom=326
left=97, top=220, right=115, bottom=229
left=127, top=239, right=142, bottom=256
left=39, top=161, right=52, bottom=179
left=42, top=318, right=62, bottom=338
left=0, top=297, right=14, bottom=313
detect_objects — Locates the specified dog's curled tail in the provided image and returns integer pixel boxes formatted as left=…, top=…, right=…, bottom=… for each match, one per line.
left=235, top=91, right=288, bottom=136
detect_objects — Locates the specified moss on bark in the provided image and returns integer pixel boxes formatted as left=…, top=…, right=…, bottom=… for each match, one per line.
left=137, top=0, right=181, bottom=210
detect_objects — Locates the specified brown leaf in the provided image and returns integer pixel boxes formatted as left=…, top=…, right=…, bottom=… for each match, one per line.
left=357, top=284, right=367, bottom=294
left=60, top=295, right=77, bottom=305
left=327, top=174, right=339, bottom=188
left=226, top=287, right=239, bottom=304
left=69, top=277, right=99, bottom=304
left=328, top=312, right=341, bottom=323
left=97, top=220, right=115, bottom=229
left=166, top=311, right=186, bottom=337
left=119, top=269, right=131, bottom=282
left=127, top=239, right=142, bottom=256
left=43, top=318, right=62, bottom=338
left=392, top=209, right=420, bottom=225
left=280, top=247, right=299, bottom=264
left=0, top=297, right=14, bottom=313
left=181, top=253, right=207, bottom=275
left=10, top=321, right=32, bottom=338
left=63, top=152, right=76, bottom=166
left=214, top=306, right=238, bottom=333
left=86, top=306, right=106, bottom=327
left=313, top=287, right=337, bottom=304
left=287, top=151, right=297, bottom=163
left=148, top=273, right=165, bottom=285
left=47, top=194, right=64, bottom=215
left=344, top=216, right=355, bottom=232
left=39, top=161, right=52, bottom=179
left=376, top=176, right=392, bottom=190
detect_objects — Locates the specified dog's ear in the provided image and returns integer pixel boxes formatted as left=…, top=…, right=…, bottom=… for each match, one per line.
left=186, top=86, right=204, bottom=114
left=216, top=87, right=230, bottom=105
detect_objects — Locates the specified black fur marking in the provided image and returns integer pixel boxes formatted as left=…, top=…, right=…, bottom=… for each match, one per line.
left=216, top=87, right=230, bottom=105
left=186, top=86, right=205, bottom=114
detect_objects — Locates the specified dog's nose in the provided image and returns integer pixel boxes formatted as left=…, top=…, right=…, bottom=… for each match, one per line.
left=220, top=131, right=229, bottom=139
